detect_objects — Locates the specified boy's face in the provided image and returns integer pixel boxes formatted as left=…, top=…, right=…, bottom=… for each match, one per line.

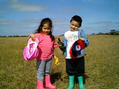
left=70, top=20, right=80, bottom=31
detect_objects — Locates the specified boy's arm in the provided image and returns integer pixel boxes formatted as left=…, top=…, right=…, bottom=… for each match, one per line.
left=80, top=30, right=89, bottom=47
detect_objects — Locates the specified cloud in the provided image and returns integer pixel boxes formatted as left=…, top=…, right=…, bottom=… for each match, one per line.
left=0, top=10, right=4, bottom=13
left=10, top=3, right=45, bottom=12
left=57, top=8, right=80, bottom=14
left=0, top=18, right=12, bottom=25
left=84, top=20, right=119, bottom=34
left=82, top=0, right=105, bottom=4
left=89, top=21, right=119, bottom=25
left=82, top=0, right=94, bottom=2
left=1, top=0, right=46, bottom=12
left=90, top=21, right=113, bottom=24
left=52, top=17, right=68, bottom=23
left=0, top=17, right=37, bottom=36
left=82, top=0, right=100, bottom=2
left=0, top=17, right=31, bottom=29
left=23, top=18, right=42, bottom=23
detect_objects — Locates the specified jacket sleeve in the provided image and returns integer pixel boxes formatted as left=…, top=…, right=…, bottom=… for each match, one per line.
left=80, top=30, right=89, bottom=47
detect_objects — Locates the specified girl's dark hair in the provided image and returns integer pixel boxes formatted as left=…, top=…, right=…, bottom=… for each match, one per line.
left=70, top=15, right=82, bottom=26
left=35, top=18, right=55, bottom=40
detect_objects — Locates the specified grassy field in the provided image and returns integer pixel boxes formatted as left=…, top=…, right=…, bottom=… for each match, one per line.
left=0, top=35, right=119, bottom=89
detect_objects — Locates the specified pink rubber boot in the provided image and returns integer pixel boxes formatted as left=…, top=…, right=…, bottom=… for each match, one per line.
left=45, top=75, right=56, bottom=89
left=37, top=80, right=44, bottom=89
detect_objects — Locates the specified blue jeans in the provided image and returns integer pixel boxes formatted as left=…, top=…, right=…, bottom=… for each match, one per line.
left=36, top=59, right=52, bottom=81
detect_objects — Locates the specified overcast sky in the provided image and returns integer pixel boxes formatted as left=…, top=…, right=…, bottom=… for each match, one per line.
left=0, top=0, right=119, bottom=36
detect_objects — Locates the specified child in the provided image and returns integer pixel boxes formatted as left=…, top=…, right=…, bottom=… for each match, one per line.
left=29, top=18, right=58, bottom=89
left=60, top=15, right=89, bottom=89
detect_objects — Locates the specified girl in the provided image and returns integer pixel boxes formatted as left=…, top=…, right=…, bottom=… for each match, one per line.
left=30, top=18, right=58, bottom=89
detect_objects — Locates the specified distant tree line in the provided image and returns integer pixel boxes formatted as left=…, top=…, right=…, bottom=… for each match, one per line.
left=0, top=35, right=28, bottom=37
left=0, top=30, right=119, bottom=37
left=92, top=30, right=119, bottom=35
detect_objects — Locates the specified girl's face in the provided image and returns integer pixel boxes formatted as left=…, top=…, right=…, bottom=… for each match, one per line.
left=42, top=23, right=51, bottom=34
left=70, top=20, right=80, bottom=31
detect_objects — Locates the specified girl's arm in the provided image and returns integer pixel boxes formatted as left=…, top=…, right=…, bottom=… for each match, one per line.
left=29, top=33, right=36, bottom=41
left=53, top=40, right=59, bottom=65
left=53, top=41, right=59, bottom=48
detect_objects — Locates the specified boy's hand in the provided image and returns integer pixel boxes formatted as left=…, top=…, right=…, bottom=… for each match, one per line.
left=79, top=37, right=85, bottom=41
left=29, top=33, right=36, bottom=41
left=54, top=56, right=59, bottom=66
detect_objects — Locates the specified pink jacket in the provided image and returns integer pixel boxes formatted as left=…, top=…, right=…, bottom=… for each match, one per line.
left=35, top=33, right=58, bottom=60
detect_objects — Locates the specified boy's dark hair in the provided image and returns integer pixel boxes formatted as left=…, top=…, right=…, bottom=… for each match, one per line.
left=35, top=18, right=54, bottom=40
left=70, top=15, right=82, bottom=26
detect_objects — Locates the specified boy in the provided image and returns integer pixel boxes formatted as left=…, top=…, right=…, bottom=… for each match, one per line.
left=59, top=15, right=89, bottom=89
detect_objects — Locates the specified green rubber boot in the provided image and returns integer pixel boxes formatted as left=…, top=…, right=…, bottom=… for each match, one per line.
left=78, top=76, right=85, bottom=89
left=67, top=76, right=74, bottom=89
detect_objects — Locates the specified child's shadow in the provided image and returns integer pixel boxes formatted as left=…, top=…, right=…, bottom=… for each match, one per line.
left=75, top=74, right=89, bottom=84
left=50, top=72, right=62, bottom=83
left=50, top=73, right=89, bottom=84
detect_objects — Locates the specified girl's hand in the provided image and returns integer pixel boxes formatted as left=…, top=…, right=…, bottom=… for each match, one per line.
left=54, top=56, right=59, bottom=66
left=79, top=37, right=85, bottom=41
left=29, top=33, right=36, bottom=41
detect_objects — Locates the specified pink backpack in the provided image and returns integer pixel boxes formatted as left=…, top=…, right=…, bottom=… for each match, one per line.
left=23, top=38, right=39, bottom=61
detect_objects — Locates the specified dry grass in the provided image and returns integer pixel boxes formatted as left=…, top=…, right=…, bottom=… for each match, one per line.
left=0, top=35, right=119, bottom=89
